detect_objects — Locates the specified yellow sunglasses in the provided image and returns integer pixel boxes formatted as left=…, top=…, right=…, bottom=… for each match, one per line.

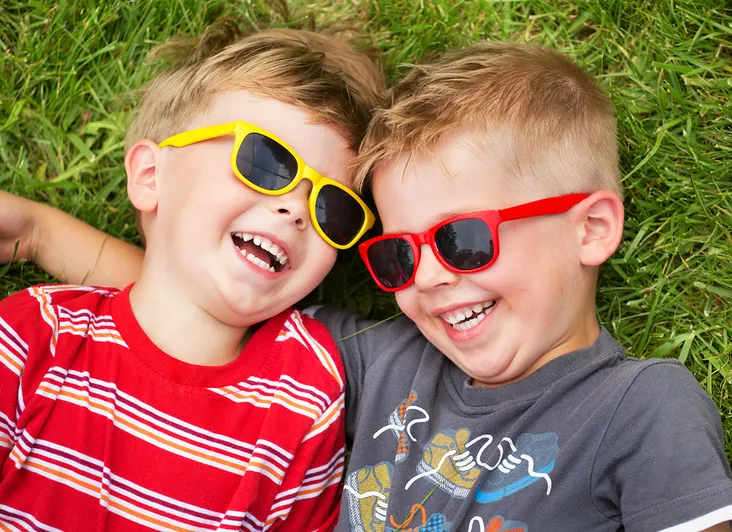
left=159, top=121, right=375, bottom=250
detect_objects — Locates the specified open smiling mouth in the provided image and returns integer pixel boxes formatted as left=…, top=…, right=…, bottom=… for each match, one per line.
left=441, top=300, right=497, bottom=331
left=232, top=232, right=290, bottom=273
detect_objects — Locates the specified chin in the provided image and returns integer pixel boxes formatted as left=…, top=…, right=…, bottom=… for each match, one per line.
left=447, top=342, right=515, bottom=381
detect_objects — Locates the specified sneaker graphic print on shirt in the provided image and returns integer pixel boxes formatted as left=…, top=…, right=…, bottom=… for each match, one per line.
left=474, top=432, right=558, bottom=504
left=411, top=429, right=557, bottom=502
left=387, top=504, right=452, bottom=532
left=343, top=474, right=529, bottom=532
left=467, top=516, right=528, bottom=532
left=344, top=392, right=556, bottom=530
left=343, top=473, right=529, bottom=532
left=372, top=392, right=426, bottom=464
left=345, top=461, right=393, bottom=531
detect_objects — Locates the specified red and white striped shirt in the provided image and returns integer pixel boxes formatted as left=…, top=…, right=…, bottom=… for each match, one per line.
left=0, top=284, right=346, bottom=531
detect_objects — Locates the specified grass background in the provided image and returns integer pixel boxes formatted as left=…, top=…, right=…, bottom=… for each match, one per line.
left=1, top=0, right=730, bottom=460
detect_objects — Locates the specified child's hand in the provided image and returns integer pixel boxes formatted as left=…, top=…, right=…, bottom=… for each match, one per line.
left=0, top=190, right=38, bottom=264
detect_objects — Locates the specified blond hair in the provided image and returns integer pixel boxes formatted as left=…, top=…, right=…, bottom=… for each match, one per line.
left=354, top=43, right=622, bottom=197
left=126, top=19, right=384, bottom=153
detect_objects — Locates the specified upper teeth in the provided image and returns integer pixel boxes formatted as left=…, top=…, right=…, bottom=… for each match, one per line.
left=234, top=232, right=289, bottom=266
left=441, top=300, right=496, bottom=330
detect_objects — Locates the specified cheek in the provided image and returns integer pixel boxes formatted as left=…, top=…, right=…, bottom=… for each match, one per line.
left=487, top=228, right=575, bottom=312
left=307, top=241, right=338, bottom=279
left=160, top=159, right=213, bottom=209
left=395, top=291, right=421, bottom=321
left=500, top=219, right=569, bottom=270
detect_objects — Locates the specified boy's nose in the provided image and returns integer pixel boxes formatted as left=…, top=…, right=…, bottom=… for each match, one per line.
left=413, top=244, right=460, bottom=291
left=272, top=180, right=312, bottom=229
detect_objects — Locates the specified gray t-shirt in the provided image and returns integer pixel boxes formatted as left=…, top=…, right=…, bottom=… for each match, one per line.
left=315, top=307, right=732, bottom=532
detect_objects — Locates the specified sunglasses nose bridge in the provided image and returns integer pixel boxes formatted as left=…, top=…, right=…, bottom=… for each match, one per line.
left=271, top=180, right=312, bottom=230
left=301, top=165, right=324, bottom=187
left=412, top=242, right=460, bottom=292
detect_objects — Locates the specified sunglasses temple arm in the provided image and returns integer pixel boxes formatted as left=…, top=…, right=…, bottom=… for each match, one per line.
left=498, top=194, right=589, bottom=221
left=159, top=123, right=238, bottom=148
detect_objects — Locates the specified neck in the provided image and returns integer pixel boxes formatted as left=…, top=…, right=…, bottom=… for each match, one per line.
left=525, top=312, right=601, bottom=378
left=518, top=274, right=604, bottom=383
left=129, top=268, right=250, bottom=367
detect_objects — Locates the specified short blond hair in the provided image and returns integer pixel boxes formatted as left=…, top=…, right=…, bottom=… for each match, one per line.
left=126, top=20, right=384, bottom=154
left=354, top=43, right=621, bottom=197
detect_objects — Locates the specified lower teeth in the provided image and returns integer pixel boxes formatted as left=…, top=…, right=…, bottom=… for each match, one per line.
left=241, top=250, right=275, bottom=272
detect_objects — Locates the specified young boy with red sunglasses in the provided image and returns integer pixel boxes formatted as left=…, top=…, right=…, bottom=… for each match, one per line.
left=3, top=43, right=732, bottom=531
left=0, top=22, right=383, bottom=530
left=323, top=43, right=731, bottom=531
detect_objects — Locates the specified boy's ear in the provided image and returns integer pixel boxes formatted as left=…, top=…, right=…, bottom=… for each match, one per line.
left=125, top=139, right=163, bottom=213
left=574, top=190, right=625, bottom=267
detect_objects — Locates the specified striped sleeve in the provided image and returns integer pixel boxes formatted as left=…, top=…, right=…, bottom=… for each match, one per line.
left=268, top=390, right=346, bottom=530
left=0, top=285, right=98, bottom=462
left=263, top=311, right=346, bottom=531
left=0, top=289, right=38, bottom=460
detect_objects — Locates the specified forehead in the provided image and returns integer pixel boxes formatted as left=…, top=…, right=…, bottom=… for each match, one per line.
left=190, top=91, right=355, bottom=184
left=371, top=132, right=530, bottom=233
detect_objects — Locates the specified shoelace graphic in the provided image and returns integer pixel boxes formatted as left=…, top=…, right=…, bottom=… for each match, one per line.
left=342, top=485, right=389, bottom=522
left=372, top=405, right=553, bottom=530
left=393, top=436, right=552, bottom=531
left=373, top=405, right=430, bottom=442
left=404, top=435, right=552, bottom=495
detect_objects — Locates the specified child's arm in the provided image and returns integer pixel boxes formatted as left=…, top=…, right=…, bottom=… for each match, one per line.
left=268, top=313, right=348, bottom=529
left=275, top=401, right=345, bottom=530
left=305, top=307, right=382, bottom=442
left=0, top=191, right=143, bottom=288
left=308, top=306, right=410, bottom=445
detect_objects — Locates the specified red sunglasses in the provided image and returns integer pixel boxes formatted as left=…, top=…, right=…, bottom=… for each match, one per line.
left=359, top=194, right=589, bottom=292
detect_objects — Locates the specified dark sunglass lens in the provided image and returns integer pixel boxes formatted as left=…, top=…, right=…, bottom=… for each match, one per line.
left=367, top=239, right=415, bottom=289
left=435, top=218, right=494, bottom=270
left=314, top=185, right=366, bottom=246
left=236, top=133, right=298, bottom=190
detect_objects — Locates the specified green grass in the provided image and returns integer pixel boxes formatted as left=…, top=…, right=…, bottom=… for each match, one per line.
left=1, top=0, right=731, bottom=460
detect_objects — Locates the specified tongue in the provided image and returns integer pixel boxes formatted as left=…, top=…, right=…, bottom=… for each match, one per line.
left=236, top=240, right=273, bottom=267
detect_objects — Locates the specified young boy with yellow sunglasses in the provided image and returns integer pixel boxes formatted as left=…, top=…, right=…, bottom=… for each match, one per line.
left=0, top=22, right=381, bottom=531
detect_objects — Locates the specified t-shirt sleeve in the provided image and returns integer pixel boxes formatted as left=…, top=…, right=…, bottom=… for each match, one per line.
left=273, top=392, right=346, bottom=531
left=0, top=289, right=42, bottom=463
left=592, top=361, right=732, bottom=532
left=268, top=312, right=347, bottom=530
left=311, top=306, right=384, bottom=444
